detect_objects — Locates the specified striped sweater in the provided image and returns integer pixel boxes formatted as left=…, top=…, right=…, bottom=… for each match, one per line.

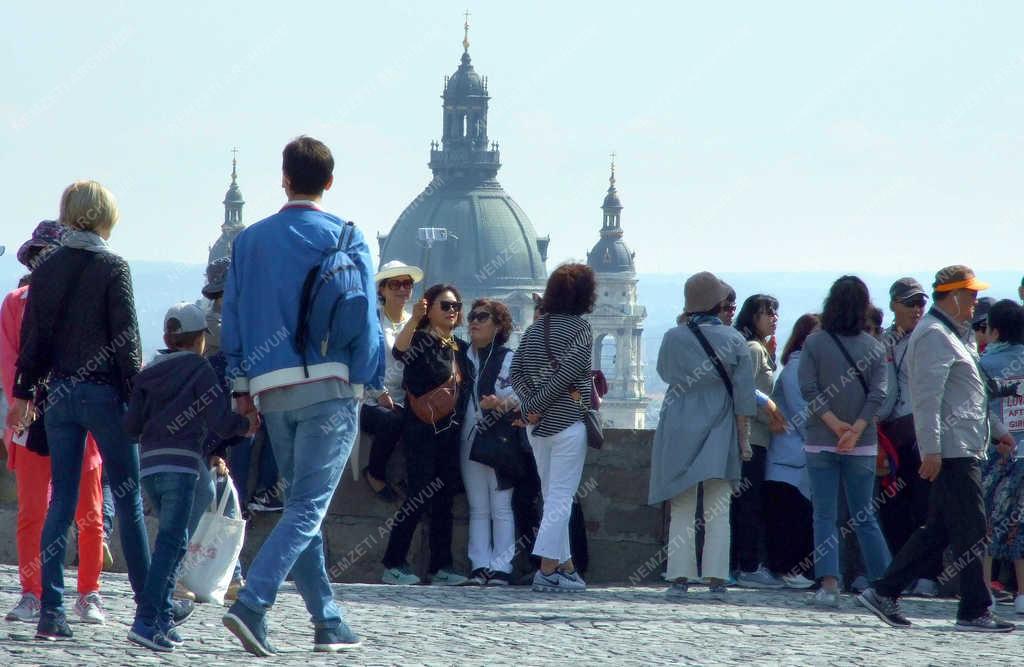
left=511, top=313, right=593, bottom=437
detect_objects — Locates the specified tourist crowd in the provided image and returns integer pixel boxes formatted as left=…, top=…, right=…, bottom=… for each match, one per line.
left=3, top=135, right=1024, bottom=657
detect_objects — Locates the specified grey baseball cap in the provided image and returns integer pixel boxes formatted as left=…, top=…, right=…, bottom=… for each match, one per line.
left=164, top=302, right=209, bottom=335
left=889, top=277, right=927, bottom=303
left=202, top=257, right=231, bottom=298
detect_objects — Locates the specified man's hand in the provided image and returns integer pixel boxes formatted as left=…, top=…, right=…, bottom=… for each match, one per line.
left=378, top=392, right=395, bottom=411
left=210, top=456, right=229, bottom=477
left=996, top=434, right=1016, bottom=461
left=919, top=453, right=942, bottom=481
left=234, top=393, right=255, bottom=416
left=244, top=410, right=260, bottom=437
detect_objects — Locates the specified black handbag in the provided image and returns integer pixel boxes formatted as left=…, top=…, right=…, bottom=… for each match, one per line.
left=25, top=383, right=50, bottom=456
left=470, top=413, right=527, bottom=483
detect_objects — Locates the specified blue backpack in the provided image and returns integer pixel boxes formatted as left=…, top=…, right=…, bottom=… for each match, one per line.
left=294, top=220, right=370, bottom=378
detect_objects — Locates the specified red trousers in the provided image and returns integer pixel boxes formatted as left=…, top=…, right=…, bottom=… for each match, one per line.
left=13, top=442, right=103, bottom=596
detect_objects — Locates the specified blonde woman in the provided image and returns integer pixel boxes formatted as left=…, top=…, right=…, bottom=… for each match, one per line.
left=11, top=181, right=152, bottom=641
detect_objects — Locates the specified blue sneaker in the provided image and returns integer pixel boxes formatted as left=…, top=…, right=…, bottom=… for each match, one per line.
left=170, top=599, right=194, bottom=627
left=127, top=619, right=174, bottom=652
left=223, top=601, right=277, bottom=657
left=35, top=609, right=73, bottom=641
left=313, top=622, right=362, bottom=652
left=159, top=618, right=184, bottom=646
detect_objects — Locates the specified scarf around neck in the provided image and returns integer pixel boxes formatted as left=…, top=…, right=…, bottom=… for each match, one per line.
left=62, top=229, right=111, bottom=253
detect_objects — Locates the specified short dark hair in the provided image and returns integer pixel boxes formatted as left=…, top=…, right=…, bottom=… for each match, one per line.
left=282, top=136, right=334, bottom=195
left=987, top=299, right=1024, bottom=345
left=163, top=321, right=204, bottom=350
left=418, top=283, right=464, bottom=329
left=781, top=313, right=820, bottom=366
left=867, top=306, right=884, bottom=328
left=541, top=263, right=597, bottom=316
left=471, top=299, right=513, bottom=346
left=821, top=275, right=871, bottom=336
left=735, top=294, right=779, bottom=342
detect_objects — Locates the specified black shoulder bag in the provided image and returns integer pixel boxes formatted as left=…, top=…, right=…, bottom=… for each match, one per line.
left=686, top=319, right=733, bottom=400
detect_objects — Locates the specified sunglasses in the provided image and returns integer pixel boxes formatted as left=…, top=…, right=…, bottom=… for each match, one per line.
left=385, top=279, right=414, bottom=290
left=439, top=300, right=463, bottom=313
left=468, top=310, right=492, bottom=323
left=900, top=296, right=927, bottom=308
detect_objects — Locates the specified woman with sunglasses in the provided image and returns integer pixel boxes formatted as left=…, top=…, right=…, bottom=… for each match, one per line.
left=359, top=261, right=423, bottom=502
left=460, top=299, right=520, bottom=585
left=380, top=283, right=469, bottom=586
left=511, top=263, right=596, bottom=592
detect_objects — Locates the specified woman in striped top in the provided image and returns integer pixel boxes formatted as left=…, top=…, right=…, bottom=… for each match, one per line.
left=511, top=263, right=595, bottom=593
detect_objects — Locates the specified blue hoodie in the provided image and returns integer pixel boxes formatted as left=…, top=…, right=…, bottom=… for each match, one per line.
left=221, top=203, right=384, bottom=399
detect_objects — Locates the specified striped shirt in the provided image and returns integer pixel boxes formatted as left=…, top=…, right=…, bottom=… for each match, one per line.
left=511, top=313, right=593, bottom=437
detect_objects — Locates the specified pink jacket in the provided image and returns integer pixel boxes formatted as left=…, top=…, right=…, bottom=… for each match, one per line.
left=1, top=286, right=102, bottom=472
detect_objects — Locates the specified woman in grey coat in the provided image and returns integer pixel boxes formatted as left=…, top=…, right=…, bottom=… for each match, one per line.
left=649, top=272, right=757, bottom=599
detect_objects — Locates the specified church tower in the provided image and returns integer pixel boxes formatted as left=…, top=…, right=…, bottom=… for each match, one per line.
left=586, top=159, right=649, bottom=429
left=208, top=150, right=245, bottom=264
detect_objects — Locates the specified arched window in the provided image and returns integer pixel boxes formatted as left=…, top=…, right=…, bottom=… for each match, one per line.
left=598, top=334, right=617, bottom=379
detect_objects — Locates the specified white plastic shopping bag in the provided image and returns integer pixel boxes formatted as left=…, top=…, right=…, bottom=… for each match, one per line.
left=179, top=470, right=246, bottom=605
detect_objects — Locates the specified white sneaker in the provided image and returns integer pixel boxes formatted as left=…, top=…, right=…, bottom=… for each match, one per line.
left=911, top=578, right=939, bottom=598
left=430, top=569, right=468, bottom=586
left=73, top=592, right=106, bottom=625
left=812, top=587, right=840, bottom=608
left=1015, top=594, right=1024, bottom=615
left=782, top=574, right=815, bottom=590
left=5, top=593, right=40, bottom=622
left=736, top=565, right=784, bottom=589
left=532, top=569, right=586, bottom=592
left=381, top=567, right=421, bottom=585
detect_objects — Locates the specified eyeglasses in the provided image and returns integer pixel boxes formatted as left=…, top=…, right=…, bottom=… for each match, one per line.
left=900, top=296, right=927, bottom=308
left=468, top=310, right=492, bottom=323
left=439, top=300, right=463, bottom=313
left=385, top=279, right=414, bottom=290
left=723, top=303, right=737, bottom=312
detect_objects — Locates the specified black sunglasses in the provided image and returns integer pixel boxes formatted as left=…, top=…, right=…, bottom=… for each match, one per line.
left=900, top=296, right=927, bottom=308
left=386, top=278, right=414, bottom=290
left=468, top=310, right=492, bottom=323
left=439, top=300, right=463, bottom=313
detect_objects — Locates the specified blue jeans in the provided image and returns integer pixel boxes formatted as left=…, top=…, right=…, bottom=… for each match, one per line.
left=188, top=464, right=244, bottom=581
left=237, top=398, right=357, bottom=629
left=227, top=426, right=275, bottom=506
left=101, top=471, right=115, bottom=541
left=806, top=451, right=892, bottom=581
left=138, top=472, right=196, bottom=624
left=41, top=380, right=151, bottom=612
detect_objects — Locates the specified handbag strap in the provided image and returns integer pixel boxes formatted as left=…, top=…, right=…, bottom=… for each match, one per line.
left=827, top=332, right=869, bottom=395
left=686, top=319, right=733, bottom=401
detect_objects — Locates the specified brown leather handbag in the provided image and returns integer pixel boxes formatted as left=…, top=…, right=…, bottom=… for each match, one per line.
left=407, top=347, right=462, bottom=425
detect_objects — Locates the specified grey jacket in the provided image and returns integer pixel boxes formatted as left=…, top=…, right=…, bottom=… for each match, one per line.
left=648, top=319, right=757, bottom=505
left=798, top=330, right=887, bottom=448
left=747, top=340, right=776, bottom=448
left=908, top=309, right=1004, bottom=459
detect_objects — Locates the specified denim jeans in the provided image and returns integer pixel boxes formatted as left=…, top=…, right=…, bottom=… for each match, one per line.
left=101, top=470, right=115, bottom=541
left=188, top=463, right=244, bottom=581
left=806, top=451, right=892, bottom=581
left=237, top=398, right=357, bottom=629
left=41, top=379, right=151, bottom=613
left=137, top=472, right=196, bottom=624
left=227, top=425, right=275, bottom=506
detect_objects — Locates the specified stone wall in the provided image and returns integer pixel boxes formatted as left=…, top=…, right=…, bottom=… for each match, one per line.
left=0, top=429, right=665, bottom=585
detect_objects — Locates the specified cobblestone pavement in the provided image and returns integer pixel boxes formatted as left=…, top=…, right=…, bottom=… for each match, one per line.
left=1, top=565, right=1023, bottom=665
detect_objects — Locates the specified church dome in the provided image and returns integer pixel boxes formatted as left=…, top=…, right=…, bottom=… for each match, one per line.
left=445, top=52, right=486, bottom=97
left=589, top=236, right=635, bottom=273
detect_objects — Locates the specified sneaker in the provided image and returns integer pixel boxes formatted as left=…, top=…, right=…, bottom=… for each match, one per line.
left=911, top=578, right=939, bottom=598
left=246, top=490, right=283, bottom=513
left=736, top=565, right=784, bottom=589
left=34, top=609, right=72, bottom=641
left=73, top=592, right=106, bottom=624
left=5, top=593, right=41, bottom=622
left=993, top=588, right=1015, bottom=605
left=225, top=577, right=244, bottom=602
left=782, top=574, right=815, bottom=590
left=466, top=568, right=489, bottom=586
left=223, top=601, right=277, bottom=657
left=1015, top=594, right=1024, bottom=615
left=850, top=575, right=870, bottom=593
left=160, top=620, right=184, bottom=646
left=101, top=541, right=114, bottom=571
left=955, top=611, right=1015, bottom=633
left=707, top=580, right=729, bottom=601
left=665, top=579, right=689, bottom=600
left=127, top=618, right=174, bottom=652
left=813, top=587, right=841, bottom=609
left=486, top=571, right=512, bottom=586
left=381, top=566, right=421, bottom=586
left=431, top=569, right=468, bottom=586
left=857, top=588, right=911, bottom=628
left=313, top=622, right=362, bottom=652
left=532, top=569, right=587, bottom=593
left=170, top=599, right=195, bottom=627
left=173, top=581, right=196, bottom=602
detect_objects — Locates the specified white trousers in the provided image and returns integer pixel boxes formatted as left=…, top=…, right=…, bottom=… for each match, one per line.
left=460, top=433, right=515, bottom=573
left=529, top=421, right=587, bottom=562
left=666, top=479, right=732, bottom=582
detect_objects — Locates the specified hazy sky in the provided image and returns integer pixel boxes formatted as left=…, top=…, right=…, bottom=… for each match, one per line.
left=3, top=2, right=1023, bottom=274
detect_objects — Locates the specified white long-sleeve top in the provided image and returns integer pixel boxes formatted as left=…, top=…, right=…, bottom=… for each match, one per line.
left=365, top=308, right=411, bottom=406
left=460, top=345, right=518, bottom=451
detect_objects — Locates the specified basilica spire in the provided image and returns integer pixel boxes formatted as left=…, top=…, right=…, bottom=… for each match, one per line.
left=223, top=147, right=244, bottom=227
left=601, top=153, right=623, bottom=235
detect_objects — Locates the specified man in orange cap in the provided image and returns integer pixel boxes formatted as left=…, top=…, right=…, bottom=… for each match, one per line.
left=859, top=265, right=1019, bottom=632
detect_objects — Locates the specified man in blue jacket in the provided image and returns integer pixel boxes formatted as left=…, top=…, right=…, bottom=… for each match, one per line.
left=221, top=136, right=384, bottom=655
